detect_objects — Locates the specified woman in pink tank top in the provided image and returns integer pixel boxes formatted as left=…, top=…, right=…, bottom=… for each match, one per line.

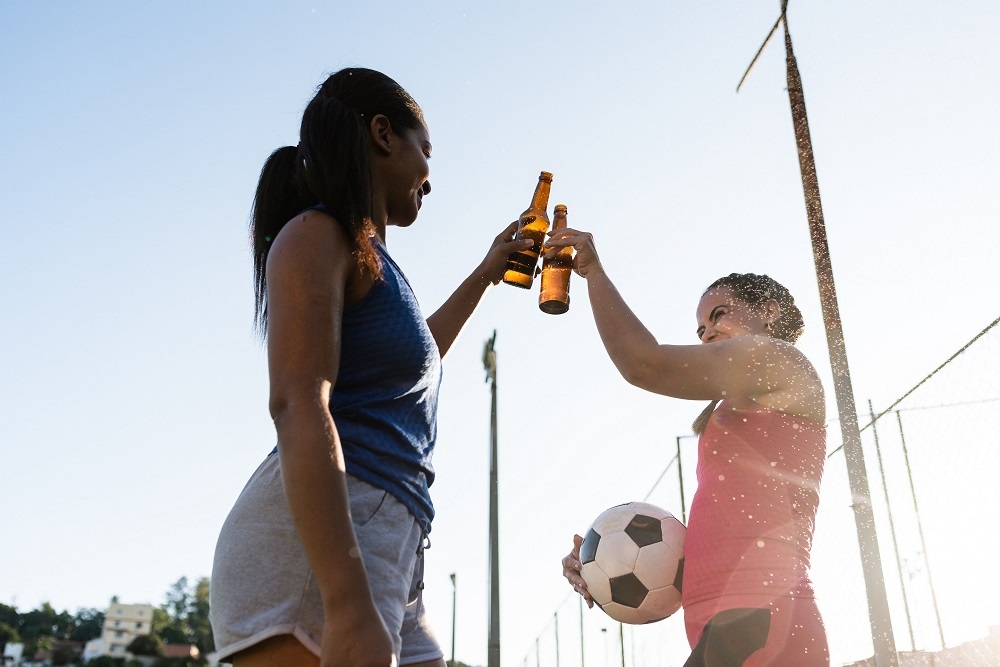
left=549, top=229, right=830, bottom=666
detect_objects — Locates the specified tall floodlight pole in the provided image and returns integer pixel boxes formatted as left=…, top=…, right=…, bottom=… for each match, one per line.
left=782, top=13, right=897, bottom=666
left=483, top=331, right=501, bottom=667
left=739, top=4, right=898, bottom=665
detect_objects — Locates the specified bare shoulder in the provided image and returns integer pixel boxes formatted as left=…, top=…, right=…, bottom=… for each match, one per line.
left=756, top=337, right=826, bottom=424
left=266, top=208, right=356, bottom=282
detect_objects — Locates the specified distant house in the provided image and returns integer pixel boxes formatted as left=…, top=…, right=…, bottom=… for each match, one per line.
left=31, top=639, right=82, bottom=664
left=82, top=638, right=104, bottom=662
left=163, top=643, right=200, bottom=660
left=2, top=643, right=23, bottom=665
left=99, top=602, right=155, bottom=658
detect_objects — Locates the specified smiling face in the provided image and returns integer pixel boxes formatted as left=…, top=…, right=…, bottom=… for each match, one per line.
left=383, top=122, right=432, bottom=228
left=695, top=287, right=777, bottom=343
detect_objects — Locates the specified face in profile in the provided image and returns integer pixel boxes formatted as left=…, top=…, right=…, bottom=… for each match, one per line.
left=384, top=122, right=433, bottom=227
left=695, top=287, right=775, bottom=343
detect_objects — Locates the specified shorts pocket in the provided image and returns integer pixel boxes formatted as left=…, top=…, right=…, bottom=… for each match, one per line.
left=348, top=476, right=389, bottom=529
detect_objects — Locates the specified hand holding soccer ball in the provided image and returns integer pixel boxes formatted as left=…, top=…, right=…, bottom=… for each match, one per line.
left=564, top=502, right=686, bottom=625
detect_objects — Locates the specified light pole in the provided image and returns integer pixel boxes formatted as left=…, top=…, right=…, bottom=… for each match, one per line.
left=450, top=572, right=457, bottom=667
left=483, top=331, right=500, bottom=667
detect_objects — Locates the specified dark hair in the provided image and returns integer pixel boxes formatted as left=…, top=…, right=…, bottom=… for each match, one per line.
left=692, top=273, right=804, bottom=434
left=250, top=68, right=426, bottom=334
left=703, top=272, right=804, bottom=343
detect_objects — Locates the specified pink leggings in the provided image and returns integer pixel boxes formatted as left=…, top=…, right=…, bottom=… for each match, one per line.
left=683, top=596, right=829, bottom=666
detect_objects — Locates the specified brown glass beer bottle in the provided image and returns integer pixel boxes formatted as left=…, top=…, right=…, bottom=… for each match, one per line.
left=502, top=171, right=552, bottom=289
left=539, top=203, right=572, bottom=314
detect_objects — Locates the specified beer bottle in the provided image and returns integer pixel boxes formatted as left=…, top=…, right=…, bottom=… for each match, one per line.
left=539, top=203, right=572, bottom=314
left=503, top=171, right=552, bottom=289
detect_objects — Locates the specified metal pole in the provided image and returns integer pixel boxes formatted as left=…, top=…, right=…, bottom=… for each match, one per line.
left=617, top=624, right=624, bottom=667
left=779, top=5, right=898, bottom=664
left=450, top=573, right=457, bottom=667
left=554, top=612, right=560, bottom=667
left=675, top=436, right=687, bottom=524
left=896, top=411, right=947, bottom=648
left=869, top=401, right=915, bottom=649
left=579, top=595, right=585, bottom=667
left=484, top=331, right=501, bottom=667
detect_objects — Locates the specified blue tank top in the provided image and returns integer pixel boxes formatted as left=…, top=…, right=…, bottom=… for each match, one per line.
left=333, top=240, right=442, bottom=534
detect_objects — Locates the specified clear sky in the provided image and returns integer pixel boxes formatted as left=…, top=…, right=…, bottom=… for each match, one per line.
left=2, top=2, right=998, bottom=665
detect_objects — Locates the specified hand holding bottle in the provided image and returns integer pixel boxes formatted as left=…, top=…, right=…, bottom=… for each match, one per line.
left=544, top=228, right=605, bottom=279
left=477, top=220, right=535, bottom=285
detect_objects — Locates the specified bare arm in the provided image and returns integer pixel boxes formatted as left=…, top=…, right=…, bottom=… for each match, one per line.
left=545, top=229, right=824, bottom=416
left=265, top=211, right=394, bottom=665
left=426, top=220, right=530, bottom=359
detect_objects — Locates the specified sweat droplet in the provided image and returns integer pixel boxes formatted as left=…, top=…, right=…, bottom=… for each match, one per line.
left=757, top=540, right=765, bottom=548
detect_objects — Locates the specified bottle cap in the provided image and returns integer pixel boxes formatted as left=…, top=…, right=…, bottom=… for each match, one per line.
left=539, top=171, right=553, bottom=181
left=554, top=204, right=568, bottom=213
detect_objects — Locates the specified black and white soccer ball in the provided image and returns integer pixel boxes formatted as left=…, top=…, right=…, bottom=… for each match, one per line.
left=579, top=501, right=686, bottom=624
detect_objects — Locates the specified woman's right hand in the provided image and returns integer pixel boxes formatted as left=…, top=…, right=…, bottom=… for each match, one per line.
left=322, top=605, right=397, bottom=667
left=544, top=228, right=604, bottom=279
left=562, top=534, right=594, bottom=608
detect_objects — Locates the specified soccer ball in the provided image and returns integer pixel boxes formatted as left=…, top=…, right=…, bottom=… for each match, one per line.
left=580, top=501, right=686, bottom=625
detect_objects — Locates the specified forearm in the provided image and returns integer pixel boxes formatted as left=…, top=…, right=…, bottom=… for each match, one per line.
left=426, top=267, right=492, bottom=359
left=585, top=268, right=660, bottom=384
left=275, top=403, right=376, bottom=614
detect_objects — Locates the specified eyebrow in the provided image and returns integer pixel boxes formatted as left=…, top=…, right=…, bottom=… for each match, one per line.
left=696, top=305, right=729, bottom=337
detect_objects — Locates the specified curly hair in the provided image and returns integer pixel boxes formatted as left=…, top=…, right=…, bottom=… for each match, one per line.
left=703, top=273, right=804, bottom=343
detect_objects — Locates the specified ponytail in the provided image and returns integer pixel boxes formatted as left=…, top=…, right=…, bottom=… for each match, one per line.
left=692, top=400, right=720, bottom=435
left=251, top=145, right=308, bottom=336
left=248, top=68, right=426, bottom=337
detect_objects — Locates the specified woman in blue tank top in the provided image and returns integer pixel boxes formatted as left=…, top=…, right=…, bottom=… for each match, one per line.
left=210, top=68, right=531, bottom=667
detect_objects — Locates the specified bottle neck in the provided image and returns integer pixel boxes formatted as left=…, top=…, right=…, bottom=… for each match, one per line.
left=551, top=210, right=567, bottom=231
left=529, top=180, right=551, bottom=212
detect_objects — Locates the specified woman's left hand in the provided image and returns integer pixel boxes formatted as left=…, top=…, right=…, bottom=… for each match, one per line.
left=562, top=533, right=594, bottom=608
left=476, top=220, right=533, bottom=285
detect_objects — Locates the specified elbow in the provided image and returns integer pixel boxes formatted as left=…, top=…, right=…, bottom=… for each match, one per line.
left=268, top=394, right=290, bottom=427
left=617, top=361, right=653, bottom=391
left=267, top=385, right=328, bottom=432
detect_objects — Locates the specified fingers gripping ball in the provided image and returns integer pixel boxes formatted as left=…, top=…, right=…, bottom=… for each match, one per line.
left=580, top=502, right=686, bottom=624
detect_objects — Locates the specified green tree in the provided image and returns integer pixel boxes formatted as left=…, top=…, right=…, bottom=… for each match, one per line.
left=0, top=604, right=18, bottom=629
left=159, top=578, right=191, bottom=645
left=18, top=603, right=70, bottom=657
left=128, top=633, right=164, bottom=656
left=0, top=621, right=20, bottom=651
left=187, top=577, right=214, bottom=655
left=164, top=578, right=190, bottom=625
left=70, top=607, right=105, bottom=642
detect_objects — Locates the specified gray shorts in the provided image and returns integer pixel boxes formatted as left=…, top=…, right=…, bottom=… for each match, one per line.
left=210, top=453, right=443, bottom=665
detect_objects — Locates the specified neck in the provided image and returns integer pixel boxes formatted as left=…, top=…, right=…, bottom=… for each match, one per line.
left=370, top=200, right=388, bottom=244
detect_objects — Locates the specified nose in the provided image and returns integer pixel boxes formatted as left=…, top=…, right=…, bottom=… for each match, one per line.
left=700, top=329, right=716, bottom=344
left=421, top=181, right=431, bottom=195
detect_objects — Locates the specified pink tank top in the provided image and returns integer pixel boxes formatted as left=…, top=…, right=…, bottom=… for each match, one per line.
left=682, top=401, right=825, bottom=608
